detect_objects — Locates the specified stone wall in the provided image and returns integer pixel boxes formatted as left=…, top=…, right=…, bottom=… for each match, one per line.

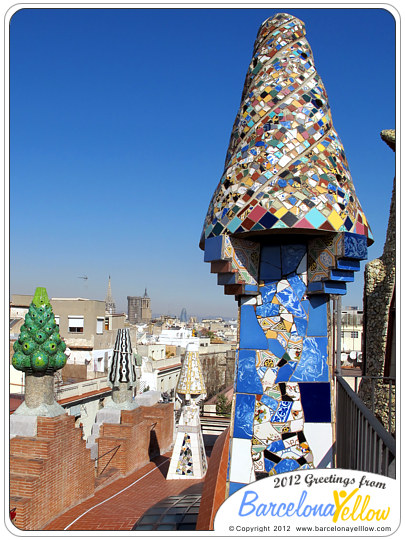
left=359, top=130, right=395, bottom=433
left=199, top=349, right=236, bottom=400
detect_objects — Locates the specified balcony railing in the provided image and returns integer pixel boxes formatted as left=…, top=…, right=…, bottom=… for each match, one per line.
left=55, top=376, right=110, bottom=401
left=335, top=376, right=396, bottom=478
left=341, top=373, right=395, bottom=434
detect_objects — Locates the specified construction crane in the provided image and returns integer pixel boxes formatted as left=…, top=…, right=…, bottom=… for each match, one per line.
left=78, top=276, right=88, bottom=280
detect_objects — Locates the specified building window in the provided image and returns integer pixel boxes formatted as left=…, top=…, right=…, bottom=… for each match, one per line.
left=68, top=316, right=84, bottom=333
left=55, top=315, right=60, bottom=326
left=350, top=331, right=359, bottom=339
left=96, top=317, right=104, bottom=334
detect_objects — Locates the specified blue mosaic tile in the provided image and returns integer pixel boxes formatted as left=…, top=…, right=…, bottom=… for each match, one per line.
left=256, top=303, right=279, bottom=317
left=260, top=394, right=279, bottom=412
left=330, top=269, right=355, bottom=282
left=267, top=338, right=286, bottom=357
left=236, top=350, right=263, bottom=394
left=281, top=243, right=307, bottom=275
left=267, top=439, right=285, bottom=453
left=245, top=284, right=259, bottom=293
left=307, top=281, right=347, bottom=295
left=228, top=216, right=243, bottom=233
left=261, top=281, right=278, bottom=302
left=275, top=362, right=296, bottom=383
left=259, top=212, right=278, bottom=230
left=271, top=400, right=292, bottom=422
left=227, top=449, right=231, bottom=480
left=272, top=221, right=289, bottom=230
left=305, top=207, right=327, bottom=228
left=276, top=287, right=307, bottom=317
left=233, top=393, right=256, bottom=439
left=287, top=274, right=306, bottom=300
left=301, top=299, right=310, bottom=314
left=264, top=458, right=276, bottom=471
left=218, top=273, right=238, bottom=285
left=260, top=245, right=282, bottom=280
left=240, top=305, right=268, bottom=349
left=307, top=281, right=325, bottom=293
left=343, top=232, right=368, bottom=260
left=323, top=281, right=347, bottom=295
left=203, top=236, right=223, bottom=262
left=229, top=482, right=247, bottom=496
left=257, top=366, right=267, bottom=378
left=293, top=316, right=308, bottom=337
left=274, top=459, right=300, bottom=474
left=307, top=295, right=328, bottom=337
left=299, top=382, right=331, bottom=422
left=336, top=258, right=361, bottom=271
left=290, top=337, right=329, bottom=382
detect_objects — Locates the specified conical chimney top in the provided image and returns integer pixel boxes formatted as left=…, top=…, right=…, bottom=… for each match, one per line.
left=176, top=343, right=206, bottom=399
left=200, top=13, right=373, bottom=248
left=108, top=329, right=136, bottom=390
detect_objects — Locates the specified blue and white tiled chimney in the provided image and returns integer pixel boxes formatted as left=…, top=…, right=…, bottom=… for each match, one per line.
left=200, top=13, right=372, bottom=498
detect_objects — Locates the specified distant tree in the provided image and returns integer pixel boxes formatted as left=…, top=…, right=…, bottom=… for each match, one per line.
left=201, top=328, right=215, bottom=340
left=216, top=393, right=232, bottom=417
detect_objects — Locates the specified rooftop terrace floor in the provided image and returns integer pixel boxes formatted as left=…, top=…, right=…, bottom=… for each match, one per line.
left=44, top=453, right=206, bottom=531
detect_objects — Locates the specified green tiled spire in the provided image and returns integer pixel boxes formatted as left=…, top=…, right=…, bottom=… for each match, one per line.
left=12, top=287, right=67, bottom=374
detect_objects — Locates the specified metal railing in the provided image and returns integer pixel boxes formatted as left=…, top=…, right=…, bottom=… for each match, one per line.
left=94, top=444, right=121, bottom=476
left=335, top=376, right=396, bottom=478
left=342, top=373, right=395, bottom=434
left=200, top=415, right=230, bottom=436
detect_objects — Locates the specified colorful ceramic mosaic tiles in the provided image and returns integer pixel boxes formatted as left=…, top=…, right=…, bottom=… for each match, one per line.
left=176, top=345, right=207, bottom=398
left=205, top=229, right=367, bottom=297
left=228, top=241, right=333, bottom=490
left=168, top=402, right=208, bottom=479
left=201, top=13, right=372, bottom=494
left=223, top=235, right=260, bottom=286
left=168, top=345, right=208, bottom=479
left=174, top=431, right=208, bottom=477
left=200, top=13, right=373, bottom=247
left=176, top=434, right=194, bottom=475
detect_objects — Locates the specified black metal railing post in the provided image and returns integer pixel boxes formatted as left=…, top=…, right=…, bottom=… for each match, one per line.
left=94, top=444, right=121, bottom=476
left=335, top=376, right=395, bottom=478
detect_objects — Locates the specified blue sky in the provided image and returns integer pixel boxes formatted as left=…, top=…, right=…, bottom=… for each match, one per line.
left=9, top=7, right=396, bottom=318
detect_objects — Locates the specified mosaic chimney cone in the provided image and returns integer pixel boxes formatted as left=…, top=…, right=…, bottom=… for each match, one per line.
left=11, top=287, right=67, bottom=417
left=200, top=13, right=372, bottom=497
left=200, top=12, right=372, bottom=247
left=167, top=343, right=207, bottom=479
left=105, top=328, right=138, bottom=410
left=176, top=342, right=207, bottom=403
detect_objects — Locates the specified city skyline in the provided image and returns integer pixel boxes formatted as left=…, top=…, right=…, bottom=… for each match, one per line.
left=9, top=7, right=396, bottom=318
